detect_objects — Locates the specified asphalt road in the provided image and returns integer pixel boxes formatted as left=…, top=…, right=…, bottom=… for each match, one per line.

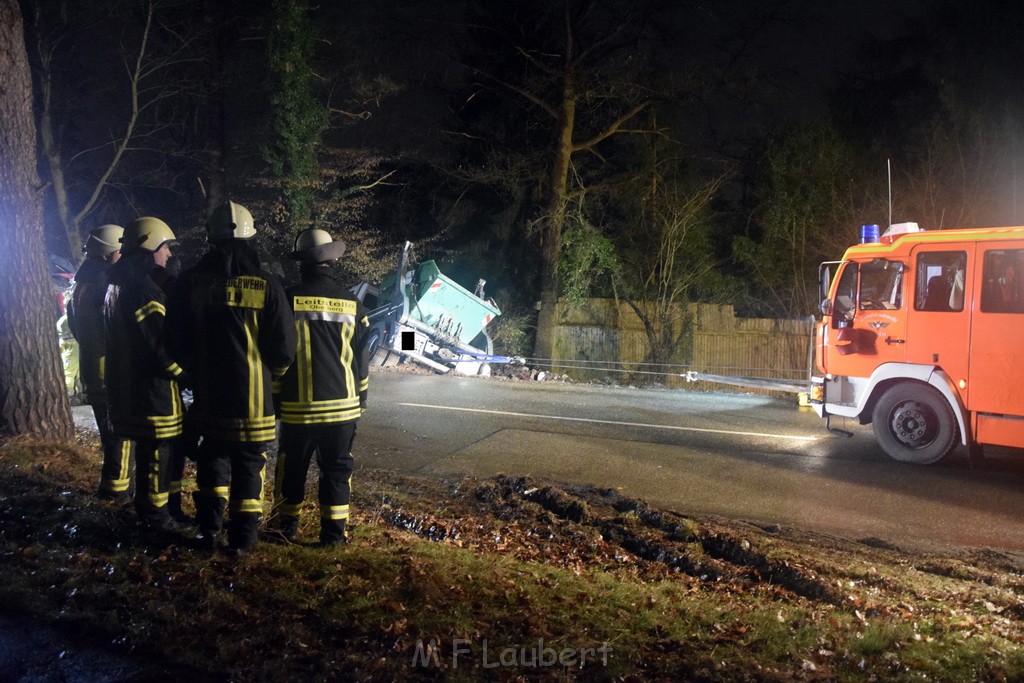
left=357, top=371, right=1024, bottom=553
left=71, top=370, right=1024, bottom=552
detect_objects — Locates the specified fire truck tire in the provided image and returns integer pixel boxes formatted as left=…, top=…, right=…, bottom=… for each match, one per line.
left=871, top=383, right=957, bottom=465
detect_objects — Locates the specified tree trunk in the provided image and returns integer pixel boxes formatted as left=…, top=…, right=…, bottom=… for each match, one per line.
left=0, top=0, right=74, bottom=440
left=203, top=0, right=226, bottom=214
left=533, top=87, right=577, bottom=361
left=38, top=65, right=82, bottom=259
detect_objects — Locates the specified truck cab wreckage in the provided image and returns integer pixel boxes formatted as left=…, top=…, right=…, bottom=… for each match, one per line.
left=354, top=242, right=518, bottom=376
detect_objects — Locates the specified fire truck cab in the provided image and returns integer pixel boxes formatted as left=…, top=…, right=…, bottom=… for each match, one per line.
left=810, top=222, right=1024, bottom=464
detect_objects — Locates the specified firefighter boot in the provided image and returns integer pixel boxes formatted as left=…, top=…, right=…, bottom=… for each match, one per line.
left=228, top=512, right=261, bottom=554
left=194, top=490, right=226, bottom=550
left=318, top=521, right=348, bottom=548
left=266, top=514, right=298, bottom=544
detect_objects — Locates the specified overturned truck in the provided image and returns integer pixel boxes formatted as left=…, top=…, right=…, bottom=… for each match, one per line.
left=353, top=242, right=502, bottom=376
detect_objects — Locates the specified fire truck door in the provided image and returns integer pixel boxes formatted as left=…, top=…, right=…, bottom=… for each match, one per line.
left=906, top=246, right=972, bottom=395
left=824, top=259, right=907, bottom=380
left=967, top=244, right=1024, bottom=423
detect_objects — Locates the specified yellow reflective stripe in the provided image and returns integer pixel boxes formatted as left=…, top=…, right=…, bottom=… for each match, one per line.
left=102, top=477, right=131, bottom=493
left=166, top=362, right=183, bottom=377
left=134, top=300, right=166, bottom=322
left=231, top=499, right=263, bottom=514
left=169, top=481, right=182, bottom=495
left=148, top=492, right=169, bottom=506
left=198, top=486, right=230, bottom=502
left=341, top=322, right=355, bottom=400
left=201, top=426, right=277, bottom=442
left=280, top=502, right=303, bottom=517
left=246, top=309, right=262, bottom=419
left=280, top=408, right=362, bottom=425
left=360, top=315, right=369, bottom=328
left=146, top=412, right=184, bottom=426
left=280, top=397, right=360, bottom=411
left=359, top=378, right=368, bottom=392
left=298, top=320, right=313, bottom=403
left=119, top=442, right=131, bottom=481
left=321, top=504, right=349, bottom=520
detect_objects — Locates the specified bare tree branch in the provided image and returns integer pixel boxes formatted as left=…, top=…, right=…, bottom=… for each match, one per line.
left=572, top=99, right=655, bottom=152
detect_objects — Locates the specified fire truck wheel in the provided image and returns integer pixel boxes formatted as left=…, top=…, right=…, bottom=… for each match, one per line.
left=871, top=383, right=957, bottom=465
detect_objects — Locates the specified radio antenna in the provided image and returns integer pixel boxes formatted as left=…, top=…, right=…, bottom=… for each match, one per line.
left=887, top=158, right=892, bottom=227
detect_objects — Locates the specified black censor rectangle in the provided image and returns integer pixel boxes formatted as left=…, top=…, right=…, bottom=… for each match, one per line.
left=401, top=330, right=415, bottom=350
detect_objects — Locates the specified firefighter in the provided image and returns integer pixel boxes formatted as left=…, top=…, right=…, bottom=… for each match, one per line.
left=67, top=224, right=135, bottom=502
left=165, top=201, right=295, bottom=555
left=271, top=229, right=369, bottom=547
left=104, top=217, right=187, bottom=533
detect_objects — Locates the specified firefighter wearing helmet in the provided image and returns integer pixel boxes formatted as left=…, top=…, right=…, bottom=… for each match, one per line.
left=67, top=225, right=135, bottom=502
left=270, top=228, right=368, bottom=547
left=103, top=217, right=189, bottom=534
left=166, top=201, right=295, bottom=556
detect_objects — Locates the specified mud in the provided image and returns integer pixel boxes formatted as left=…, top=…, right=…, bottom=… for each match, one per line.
left=368, top=471, right=839, bottom=604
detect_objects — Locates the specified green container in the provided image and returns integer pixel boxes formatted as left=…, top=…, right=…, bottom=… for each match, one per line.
left=409, top=261, right=500, bottom=343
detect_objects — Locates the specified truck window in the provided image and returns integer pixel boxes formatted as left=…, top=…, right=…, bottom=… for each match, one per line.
left=832, top=262, right=858, bottom=327
left=981, top=249, right=1024, bottom=313
left=859, top=259, right=903, bottom=310
left=914, top=251, right=966, bottom=312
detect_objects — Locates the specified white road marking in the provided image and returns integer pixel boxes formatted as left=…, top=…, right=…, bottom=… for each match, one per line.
left=397, top=402, right=819, bottom=442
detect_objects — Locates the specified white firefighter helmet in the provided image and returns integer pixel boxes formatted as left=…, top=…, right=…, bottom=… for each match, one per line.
left=207, top=200, right=256, bottom=241
left=122, top=217, right=177, bottom=253
left=288, top=228, right=347, bottom=263
left=83, top=224, right=124, bottom=257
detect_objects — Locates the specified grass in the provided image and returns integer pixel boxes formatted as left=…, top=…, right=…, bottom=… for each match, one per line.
left=3, top=435, right=1024, bottom=680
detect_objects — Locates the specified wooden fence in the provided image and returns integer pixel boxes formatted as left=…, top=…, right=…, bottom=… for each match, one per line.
left=550, top=299, right=813, bottom=394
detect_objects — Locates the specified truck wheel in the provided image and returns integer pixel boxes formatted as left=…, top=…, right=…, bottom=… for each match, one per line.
left=871, top=383, right=957, bottom=465
left=367, top=330, right=397, bottom=367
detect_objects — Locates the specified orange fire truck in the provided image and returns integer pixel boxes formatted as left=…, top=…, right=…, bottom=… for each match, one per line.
left=810, top=222, right=1024, bottom=464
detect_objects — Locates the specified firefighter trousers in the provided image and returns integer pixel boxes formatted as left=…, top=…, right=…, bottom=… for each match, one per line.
left=195, top=439, right=269, bottom=551
left=274, top=421, right=357, bottom=543
left=133, top=438, right=174, bottom=525
left=92, top=401, right=134, bottom=498
left=168, top=409, right=200, bottom=522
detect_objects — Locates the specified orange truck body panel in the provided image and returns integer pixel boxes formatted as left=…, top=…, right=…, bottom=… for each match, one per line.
left=816, top=225, right=1024, bottom=454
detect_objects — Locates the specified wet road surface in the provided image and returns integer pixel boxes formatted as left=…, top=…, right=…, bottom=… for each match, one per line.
left=358, top=371, right=1024, bottom=552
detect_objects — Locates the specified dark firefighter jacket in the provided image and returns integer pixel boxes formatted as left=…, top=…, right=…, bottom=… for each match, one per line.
left=104, top=256, right=185, bottom=440
left=165, top=241, right=295, bottom=443
left=67, top=257, right=113, bottom=404
left=276, top=268, right=369, bottom=425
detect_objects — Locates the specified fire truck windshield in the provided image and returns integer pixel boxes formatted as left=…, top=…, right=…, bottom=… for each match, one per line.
left=829, top=259, right=903, bottom=327
left=858, top=259, right=903, bottom=310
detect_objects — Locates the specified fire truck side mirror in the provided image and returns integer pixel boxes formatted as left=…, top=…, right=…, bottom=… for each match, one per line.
left=820, top=298, right=832, bottom=316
